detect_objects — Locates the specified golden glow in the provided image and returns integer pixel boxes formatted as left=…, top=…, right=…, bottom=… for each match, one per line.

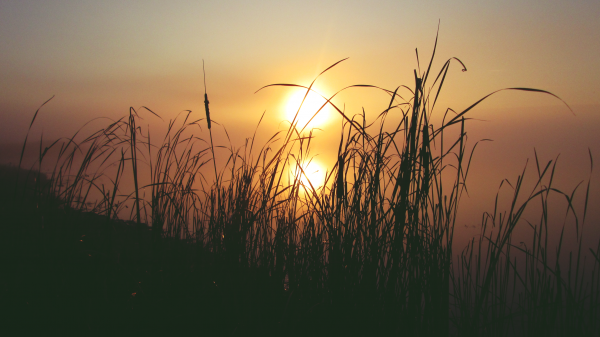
left=284, top=89, right=332, bottom=130
left=294, top=160, right=326, bottom=192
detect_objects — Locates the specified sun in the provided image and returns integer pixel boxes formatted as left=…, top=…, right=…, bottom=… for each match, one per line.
left=292, top=160, right=326, bottom=192
left=284, top=89, right=332, bottom=130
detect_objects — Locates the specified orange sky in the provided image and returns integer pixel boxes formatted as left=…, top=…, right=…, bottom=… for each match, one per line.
left=1, top=0, right=599, bottom=247
left=1, top=0, right=599, bottom=138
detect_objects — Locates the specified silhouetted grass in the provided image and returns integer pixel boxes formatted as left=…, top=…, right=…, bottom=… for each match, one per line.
left=2, top=35, right=597, bottom=336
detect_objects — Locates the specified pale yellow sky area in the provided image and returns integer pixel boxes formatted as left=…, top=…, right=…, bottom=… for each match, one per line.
left=1, top=0, right=599, bottom=141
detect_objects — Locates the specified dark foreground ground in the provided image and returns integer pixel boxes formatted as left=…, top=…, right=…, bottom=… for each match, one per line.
left=0, top=169, right=400, bottom=336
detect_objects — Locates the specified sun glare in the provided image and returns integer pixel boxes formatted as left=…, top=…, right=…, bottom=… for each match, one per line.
left=284, top=89, right=332, bottom=130
left=293, top=160, right=325, bottom=192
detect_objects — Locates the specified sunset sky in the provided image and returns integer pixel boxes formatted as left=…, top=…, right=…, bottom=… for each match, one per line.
left=1, top=0, right=599, bottom=243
